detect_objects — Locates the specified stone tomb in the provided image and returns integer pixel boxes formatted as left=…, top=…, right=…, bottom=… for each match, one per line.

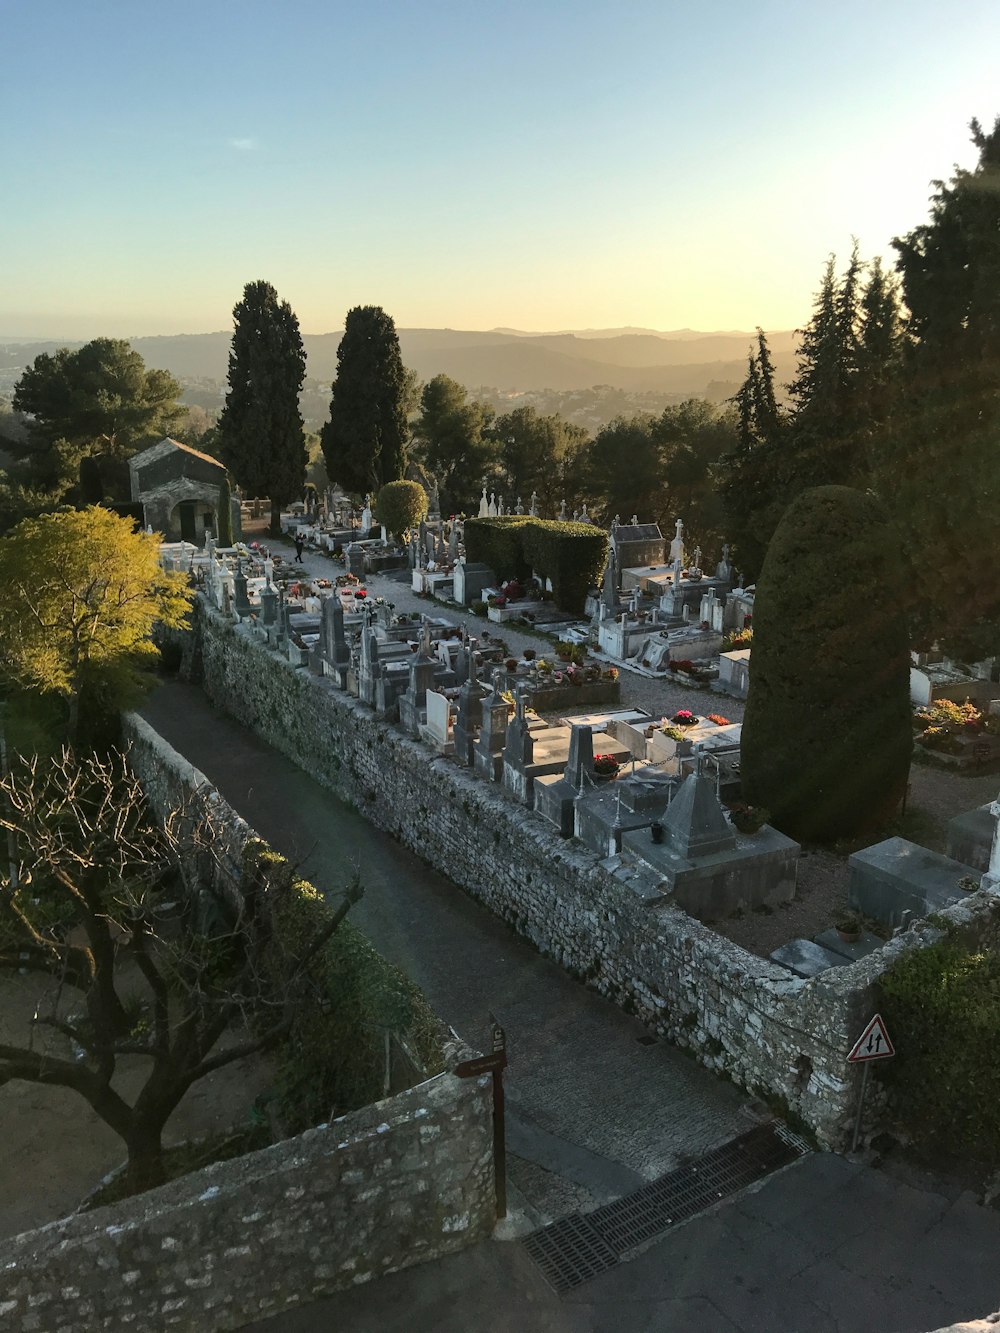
left=618, top=774, right=799, bottom=920
left=454, top=563, right=496, bottom=607
left=847, top=837, right=977, bottom=928
left=945, top=802, right=996, bottom=872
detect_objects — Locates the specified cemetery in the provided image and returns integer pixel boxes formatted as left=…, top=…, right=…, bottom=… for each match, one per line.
left=152, top=489, right=1000, bottom=1157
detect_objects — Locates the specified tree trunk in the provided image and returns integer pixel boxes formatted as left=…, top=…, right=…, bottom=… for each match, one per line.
left=65, top=690, right=80, bottom=747
left=124, top=1124, right=168, bottom=1194
left=269, top=497, right=282, bottom=537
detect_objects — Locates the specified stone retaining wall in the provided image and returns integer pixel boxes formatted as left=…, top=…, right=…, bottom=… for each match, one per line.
left=0, top=1067, right=493, bottom=1333
left=0, top=720, right=495, bottom=1333
left=175, top=601, right=1000, bottom=1148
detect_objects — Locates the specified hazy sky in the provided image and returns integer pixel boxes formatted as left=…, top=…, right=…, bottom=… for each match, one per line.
left=2, top=0, right=997, bottom=339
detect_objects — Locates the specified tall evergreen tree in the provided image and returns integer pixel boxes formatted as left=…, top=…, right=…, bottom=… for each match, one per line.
left=877, top=116, right=1000, bottom=656
left=751, top=329, right=782, bottom=439
left=216, top=281, right=307, bottom=537
left=320, top=306, right=408, bottom=497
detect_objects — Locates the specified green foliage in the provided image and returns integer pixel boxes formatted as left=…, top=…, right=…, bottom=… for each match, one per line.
left=740, top=486, right=912, bottom=841
left=216, top=476, right=234, bottom=547
left=12, top=338, right=183, bottom=460
left=376, top=479, right=427, bottom=541
left=321, top=306, right=409, bottom=496
left=463, top=516, right=534, bottom=583
left=463, top=516, right=608, bottom=613
left=486, top=405, right=588, bottom=515
left=243, top=843, right=444, bottom=1131
left=216, top=280, right=307, bottom=536
left=412, top=375, right=495, bottom=513
left=880, top=926, right=1000, bottom=1165
left=521, top=519, right=608, bottom=614
left=0, top=507, right=192, bottom=743
left=874, top=117, right=1000, bottom=657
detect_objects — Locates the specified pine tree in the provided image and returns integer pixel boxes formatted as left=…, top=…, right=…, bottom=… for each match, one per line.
left=320, top=306, right=409, bottom=497
left=878, top=116, right=1000, bottom=657
left=216, top=281, right=307, bottom=537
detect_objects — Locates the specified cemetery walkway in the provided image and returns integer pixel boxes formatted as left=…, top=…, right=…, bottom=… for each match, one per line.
left=140, top=679, right=750, bottom=1227
left=267, top=531, right=748, bottom=726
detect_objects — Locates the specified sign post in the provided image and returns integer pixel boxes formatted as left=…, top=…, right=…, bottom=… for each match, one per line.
left=454, top=1013, right=508, bottom=1219
left=847, top=1014, right=895, bottom=1152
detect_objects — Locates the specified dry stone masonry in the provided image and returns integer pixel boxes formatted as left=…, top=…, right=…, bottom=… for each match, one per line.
left=175, top=601, right=1000, bottom=1150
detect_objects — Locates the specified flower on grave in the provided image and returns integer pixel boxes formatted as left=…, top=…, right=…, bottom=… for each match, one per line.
left=537, top=659, right=552, bottom=674
left=593, top=754, right=620, bottom=776
left=602, top=667, right=619, bottom=681
left=552, top=671, right=564, bottom=683
left=672, top=709, right=697, bottom=726
left=707, top=713, right=730, bottom=726
left=355, top=589, right=367, bottom=599
left=727, top=802, right=769, bottom=834
left=660, top=725, right=686, bottom=741
left=488, top=594, right=507, bottom=607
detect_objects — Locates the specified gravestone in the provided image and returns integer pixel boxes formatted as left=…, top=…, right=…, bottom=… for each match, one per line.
left=420, top=688, right=454, bottom=755
left=474, top=692, right=510, bottom=782
left=454, top=653, right=488, bottom=766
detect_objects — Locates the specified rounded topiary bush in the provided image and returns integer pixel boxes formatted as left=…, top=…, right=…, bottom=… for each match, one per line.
left=740, top=485, right=912, bottom=842
left=376, top=480, right=428, bottom=542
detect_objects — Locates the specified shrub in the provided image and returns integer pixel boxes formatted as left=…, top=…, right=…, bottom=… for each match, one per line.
left=470, top=600, right=487, bottom=616
left=880, top=929, right=1000, bottom=1166
left=376, top=479, right=427, bottom=541
left=741, top=486, right=912, bottom=842
left=463, top=517, right=608, bottom=613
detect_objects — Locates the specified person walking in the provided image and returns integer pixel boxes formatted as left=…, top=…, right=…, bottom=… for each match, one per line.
left=294, top=534, right=305, bottom=564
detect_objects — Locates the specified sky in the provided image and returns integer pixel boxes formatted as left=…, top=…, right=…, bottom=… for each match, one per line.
left=2, top=0, right=998, bottom=340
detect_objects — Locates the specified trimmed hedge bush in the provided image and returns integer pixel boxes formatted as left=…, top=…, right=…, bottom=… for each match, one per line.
left=879, top=924, right=1000, bottom=1165
left=376, top=479, right=427, bottom=541
left=243, top=842, right=445, bottom=1133
left=464, top=517, right=608, bottom=613
left=463, top=516, right=534, bottom=583
left=740, top=486, right=912, bottom=841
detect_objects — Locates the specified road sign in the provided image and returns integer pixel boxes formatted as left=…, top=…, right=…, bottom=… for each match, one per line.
left=847, top=1013, right=895, bottom=1063
left=454, top=1050, right=508, bottom=1079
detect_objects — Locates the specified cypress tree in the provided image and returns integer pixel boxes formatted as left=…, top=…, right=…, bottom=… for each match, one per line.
left=321, top=306, right=408, bottom=496
left=216, top=281, right=307, bottom=537
left=740, top=486, right=912, bottom=842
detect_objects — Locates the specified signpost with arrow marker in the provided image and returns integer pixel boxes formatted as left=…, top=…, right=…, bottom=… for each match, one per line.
left=847, top=1013, right=895, bottom=1151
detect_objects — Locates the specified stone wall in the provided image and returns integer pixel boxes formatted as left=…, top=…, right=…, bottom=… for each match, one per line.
left=0, top=719, right=495, bottom=1333
left=0, top=1067, right=493, bottom=1333
left=176, top=601, right=1000, bottom=1148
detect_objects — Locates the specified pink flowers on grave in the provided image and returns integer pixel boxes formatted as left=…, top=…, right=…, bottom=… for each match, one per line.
left=672, top=709, right=697, bottom=726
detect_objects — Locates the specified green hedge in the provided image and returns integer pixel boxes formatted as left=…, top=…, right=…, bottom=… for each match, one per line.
left=879, top=924, right=1000, bottom=1166
left=243, top=842, right=445, bottom=1133
left=462, top=516, right=534, bottom=583
left=463, top=517, right=608, bottom=613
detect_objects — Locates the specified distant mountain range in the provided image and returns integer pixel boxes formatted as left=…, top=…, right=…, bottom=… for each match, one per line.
left=0, top=327, right=799, bottom=400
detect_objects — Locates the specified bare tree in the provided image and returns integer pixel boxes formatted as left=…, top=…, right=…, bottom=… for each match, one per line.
left=0, top=748, right=360, bottom=1194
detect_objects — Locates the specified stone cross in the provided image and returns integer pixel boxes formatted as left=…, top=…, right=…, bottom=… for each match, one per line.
left=631, top=514, right=638, bottom=526
left=515, top=496, right=523, bottom=515
left=529, top=491, right=539, bottom=517
left=479, top=487, right=489, bottom=517
left=558, top=499, right=567, bottom=521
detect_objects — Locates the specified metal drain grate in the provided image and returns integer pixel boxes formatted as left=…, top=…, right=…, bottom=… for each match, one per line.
left=523, top=1123, right=807, bottom=1293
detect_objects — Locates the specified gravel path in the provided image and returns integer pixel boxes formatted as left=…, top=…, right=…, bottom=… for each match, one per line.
left=264, top=528, right=997, bottom=961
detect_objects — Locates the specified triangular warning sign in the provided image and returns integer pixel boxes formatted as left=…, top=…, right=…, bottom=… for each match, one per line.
left=847, top=1013, right=895, bottom=1062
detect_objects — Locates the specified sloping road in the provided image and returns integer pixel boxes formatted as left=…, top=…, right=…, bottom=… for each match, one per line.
left=140, top=679, right=749, bottom=1225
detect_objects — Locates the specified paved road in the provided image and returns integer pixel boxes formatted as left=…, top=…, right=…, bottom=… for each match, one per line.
left=243, top=1152, right=1000, bottom=1333
left=140, top=680, right=749, bottom=1226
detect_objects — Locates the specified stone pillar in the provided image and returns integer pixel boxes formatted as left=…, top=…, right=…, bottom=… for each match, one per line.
left=982, top=796, right=1000, bottom=894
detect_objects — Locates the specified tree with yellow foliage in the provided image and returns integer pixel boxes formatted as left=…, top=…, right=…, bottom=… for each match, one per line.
left=0, top=507, right=192, bottom=743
